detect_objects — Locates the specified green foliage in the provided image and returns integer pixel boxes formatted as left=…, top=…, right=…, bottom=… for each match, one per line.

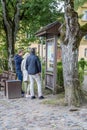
left=0, top=0, right=63, bottom=45
left=3, top=0, right=19, bottom=20
left=74, top=0, right=86, bottom=10
left=0, top=42, right=8, bottom=71
left=0, top=0, right=63, bottom=62
left=42, top=63, right=45, bottom=79
left=42, top=61, right=64, bottom=87
left=0, top=4, right=4, bottom=35
left=57, top=61, right=62, bottom=66
left=42, top=60, right=84, bottom=89
left=78, top=58, right=87, bottom=71
left=0, top=58, right=8, bottom=71
left=80, top=23, right=87, bottom=33
left=20, top=0, right=63, bottom=42
left=78, top=68, right=84, bottom=85
left=57, top=61, right=84, bottom=87
left=57, top=64, right=64, bottom=87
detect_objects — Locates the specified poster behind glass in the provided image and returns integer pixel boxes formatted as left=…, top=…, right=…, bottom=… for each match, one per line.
left=47, top=39, right=54, bottom=72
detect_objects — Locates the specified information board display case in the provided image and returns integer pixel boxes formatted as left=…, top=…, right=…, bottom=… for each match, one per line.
left=35, top=21, right=61, bottom=93
left=45, top=36, right=57, bottom=93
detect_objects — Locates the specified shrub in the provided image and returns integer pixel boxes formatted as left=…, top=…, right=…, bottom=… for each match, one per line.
left=0, top=58, right=8, bottom=71
left=57, top=65, right=64, bottom=87
left=78, top=68, right=84, bottom=85
left=57, top=61, right=62, bottom=66
left=42, top=64, right=45, bottom=79
left=78, top=58, right=87, bottom=71
left=41, top=61, right=84, bottom=88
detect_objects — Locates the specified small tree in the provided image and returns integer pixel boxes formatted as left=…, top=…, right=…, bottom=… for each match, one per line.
left=1, top=0, right=22, bottom=71
left=0, top=0, right=61, bottom=71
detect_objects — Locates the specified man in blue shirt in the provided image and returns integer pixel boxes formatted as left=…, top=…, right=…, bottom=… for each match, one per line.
left=14, top=49, right=24, bottom=96
left=26, top=48, right=44, bottom=99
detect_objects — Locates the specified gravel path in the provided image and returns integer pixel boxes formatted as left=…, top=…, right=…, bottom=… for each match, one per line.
left=0, top=91, right=87, bottom=130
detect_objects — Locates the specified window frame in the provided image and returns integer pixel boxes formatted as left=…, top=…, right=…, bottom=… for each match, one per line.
left=82, top=10, right=87, bottom=21
left=84, top=48, right=87, bottom=57
left=84, top=35, right=87, bottom=40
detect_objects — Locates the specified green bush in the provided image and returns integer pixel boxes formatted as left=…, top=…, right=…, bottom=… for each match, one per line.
left=57, top=65, right=64, bottom=87
left=78, top=58, right=87, bottom=71
left=78, top=68, right=84, bottom=85
left=57, top=61, right=62, bottom=66
left=41, top=62, right=64, bottom=87
left=42, top=61, right=84, bottom=88
left=42, top=64, right=45, bottom=79
left=0, top=58, right=8, bottom=71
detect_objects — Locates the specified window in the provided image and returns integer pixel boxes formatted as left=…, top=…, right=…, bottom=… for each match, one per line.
left=84, top=35, right=87, bottom=40
left=84, top=48, right=87, bottom=57
left=82, top=10, right=87, bottom=21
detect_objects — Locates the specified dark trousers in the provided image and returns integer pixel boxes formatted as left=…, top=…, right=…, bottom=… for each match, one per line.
left=16, top=71, right=24, bottom=94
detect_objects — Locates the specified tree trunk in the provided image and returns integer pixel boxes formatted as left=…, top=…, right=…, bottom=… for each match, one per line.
left=61, top=0, right=83, bottom=106
left=61, top=43, right=82, bottom=106
left=6, top=27, right=15, bottom=71
left=1, top=0, right=21, bottom=71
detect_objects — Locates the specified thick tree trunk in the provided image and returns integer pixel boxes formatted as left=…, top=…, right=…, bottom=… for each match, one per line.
left=1, top=0, right=21, bottom=71
left=61, top=43, right=82, bottom=106
left=61, top=0, right=83, bottom=106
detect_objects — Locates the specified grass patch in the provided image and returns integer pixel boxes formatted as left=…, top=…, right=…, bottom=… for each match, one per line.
left=42, top=92, right=67, bottom=106
left=84, top=71, right=87, bottom=75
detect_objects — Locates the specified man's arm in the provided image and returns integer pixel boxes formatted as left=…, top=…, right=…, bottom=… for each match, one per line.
left=36, top=57, right=41, bottom=73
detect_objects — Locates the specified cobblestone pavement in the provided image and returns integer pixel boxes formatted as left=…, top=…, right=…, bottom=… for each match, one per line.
left=0, top=91, right=87, bottom=130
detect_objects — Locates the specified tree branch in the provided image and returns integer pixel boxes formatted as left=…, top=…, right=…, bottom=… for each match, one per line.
left=1, top=0, right=10, bottom=29
left=19, top=8, right=28, bottom=20
left=13, top=0, right=22, bottom=43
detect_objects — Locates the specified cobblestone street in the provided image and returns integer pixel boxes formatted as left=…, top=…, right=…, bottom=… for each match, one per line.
left=0, top=91, right=87, bottom=130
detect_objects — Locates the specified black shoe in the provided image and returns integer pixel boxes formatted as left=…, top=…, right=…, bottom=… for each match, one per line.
left=39, top=96, right=44, bottom=99
left=31, top=96, right=36, bottom=99
left=21, top=93, right=24, bottom=97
